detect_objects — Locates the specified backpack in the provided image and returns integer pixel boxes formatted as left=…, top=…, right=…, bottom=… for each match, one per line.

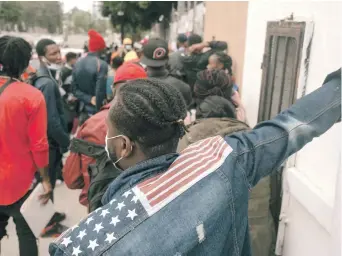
left=24, top=72, right=51, bottom=86
left=69, top=138, right=122, bottom=212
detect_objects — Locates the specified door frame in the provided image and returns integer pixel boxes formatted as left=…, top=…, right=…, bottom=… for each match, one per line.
left=258, top=21, right=306, bottom=122
left=257, top=21, right=307, bottom=238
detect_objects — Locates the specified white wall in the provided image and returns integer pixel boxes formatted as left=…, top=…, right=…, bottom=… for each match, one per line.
left=241, top=1, right=341, bottom=255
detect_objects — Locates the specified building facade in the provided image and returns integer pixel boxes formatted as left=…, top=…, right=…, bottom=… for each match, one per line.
left=204, top=1, right=341, bottom=255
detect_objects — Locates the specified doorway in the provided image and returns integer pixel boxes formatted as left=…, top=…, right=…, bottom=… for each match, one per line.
left=257, top=21, right=306, bottom=233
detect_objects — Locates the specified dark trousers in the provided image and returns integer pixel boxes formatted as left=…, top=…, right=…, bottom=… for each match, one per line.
left=49, top=147, right=63, bottom=202
left=0, top=192, right=38, bottom=256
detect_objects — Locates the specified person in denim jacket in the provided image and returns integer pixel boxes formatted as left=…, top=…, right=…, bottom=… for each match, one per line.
left=50, top=69, right=341, bottom=256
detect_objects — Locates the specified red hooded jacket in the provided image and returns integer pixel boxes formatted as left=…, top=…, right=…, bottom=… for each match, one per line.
left=63, top=104, right=109, bottom=207
left=63, top=62, right=147, bottom=208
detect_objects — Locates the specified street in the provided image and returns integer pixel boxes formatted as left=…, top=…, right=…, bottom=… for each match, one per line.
left=1, top=185, right=87, bottom=256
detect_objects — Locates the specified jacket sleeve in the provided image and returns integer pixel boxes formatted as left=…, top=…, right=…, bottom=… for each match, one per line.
left=209, top=41, right=228, bottom=51
left=180, top=80, right=192, bottom=107
left=40, top=79, right=70, bottom=148
left=72, top=70, right=92, bottom=104
left=28, top=92, right=49, bottom=168
left=49, top=243, right=69, bottom=256
left=95, top=61, right=108, bottom=111
left=197, top=42, right=227, bottom=70
left=224, top=76, right=341, bottom=188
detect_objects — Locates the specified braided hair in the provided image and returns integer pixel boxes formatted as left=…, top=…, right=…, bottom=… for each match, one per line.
left=0, top=36, right=32, bottom=78
left=109, top=78, right=188, bottom=157
left=194, top=69, right=233, bottom=104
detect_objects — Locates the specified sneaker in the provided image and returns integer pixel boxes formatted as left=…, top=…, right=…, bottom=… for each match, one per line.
left=50, top=212, right=66, bottom=224
left=40, top=223, right=69, bottom=238
left=45, top=212, right=66, bottom=228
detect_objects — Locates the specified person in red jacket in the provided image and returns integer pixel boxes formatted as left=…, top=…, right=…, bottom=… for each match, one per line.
left=63, top=62, right=147, bottom=209
left=0, top=36, right=51, bottom=256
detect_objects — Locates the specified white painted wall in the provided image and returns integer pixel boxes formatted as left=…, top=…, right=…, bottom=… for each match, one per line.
left=241, top=1, right=341, bottom=255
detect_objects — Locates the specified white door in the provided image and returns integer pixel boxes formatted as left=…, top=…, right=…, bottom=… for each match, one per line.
left=275, top=21, right=341, bottom=256
left=240, top=2, right=342, bottom=255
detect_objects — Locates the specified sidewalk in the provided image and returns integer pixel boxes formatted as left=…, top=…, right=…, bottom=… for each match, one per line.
left=1, top=184, right=87, bottom=256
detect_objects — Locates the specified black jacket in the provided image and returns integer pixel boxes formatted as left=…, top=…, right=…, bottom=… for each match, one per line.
left=196, top=95, right=236, bottom=119
left=72, top=53, right=108, bottom=114
left=34, top=65, right=70, bottom=149
left=60, top=65, right=73, bottom=85
left=147, top=68, right=192, bottom=107
left=167, top=48, right=186, bottom=80
left=182, top=41, right=228, bottom=89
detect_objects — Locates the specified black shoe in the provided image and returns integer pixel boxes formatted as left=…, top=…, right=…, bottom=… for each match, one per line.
left=46, top=212, right=66, bottom=227
left=40, top=223, right=69, bottom=238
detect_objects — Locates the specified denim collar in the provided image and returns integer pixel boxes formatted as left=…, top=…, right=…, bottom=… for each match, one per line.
left=102, top=153, right=179, bottom=205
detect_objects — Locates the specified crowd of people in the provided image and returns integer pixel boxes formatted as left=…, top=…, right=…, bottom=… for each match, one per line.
left=0, top=28, right=340, bottom=256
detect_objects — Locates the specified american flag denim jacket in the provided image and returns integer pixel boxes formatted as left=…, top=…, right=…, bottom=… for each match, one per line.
left=50, top=76, right=340, bottom=256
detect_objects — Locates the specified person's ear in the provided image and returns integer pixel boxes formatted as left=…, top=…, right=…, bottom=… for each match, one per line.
left=120, top=136, right=134, bottom=158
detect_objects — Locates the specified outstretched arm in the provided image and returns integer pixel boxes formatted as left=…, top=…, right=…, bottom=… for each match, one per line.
left=225, top=73, right=341, bottom=188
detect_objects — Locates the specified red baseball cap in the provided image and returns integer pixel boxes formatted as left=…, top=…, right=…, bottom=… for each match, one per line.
left=114, top=62, right=147, bottom=84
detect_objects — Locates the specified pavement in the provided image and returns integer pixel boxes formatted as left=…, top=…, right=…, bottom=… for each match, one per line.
left=1, top=184, right=87, bottom=256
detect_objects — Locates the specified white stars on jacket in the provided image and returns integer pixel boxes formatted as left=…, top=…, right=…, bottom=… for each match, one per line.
left=54, top=189, right=144, bottom=254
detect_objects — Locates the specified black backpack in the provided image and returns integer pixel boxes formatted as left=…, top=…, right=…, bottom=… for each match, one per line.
left=25, top=72, right=51, bottom=86
left=69, top=138, right=122, bottom=212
